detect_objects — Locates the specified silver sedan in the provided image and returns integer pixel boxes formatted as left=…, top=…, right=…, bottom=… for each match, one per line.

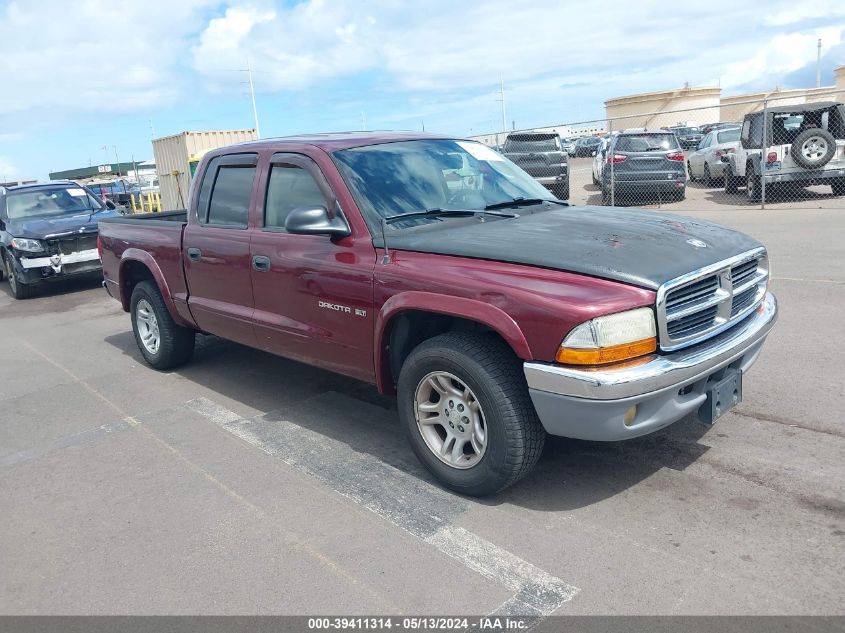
left=687, top=127, right=741, bottom=185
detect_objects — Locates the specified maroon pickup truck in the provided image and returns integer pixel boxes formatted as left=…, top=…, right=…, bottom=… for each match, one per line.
left=99, top=132, right=777, bottom=495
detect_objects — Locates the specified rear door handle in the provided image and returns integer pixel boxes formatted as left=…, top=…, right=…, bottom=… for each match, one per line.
left=187, top=247, right=202, bottom=262
left=252, top=255, right=271, bottom=272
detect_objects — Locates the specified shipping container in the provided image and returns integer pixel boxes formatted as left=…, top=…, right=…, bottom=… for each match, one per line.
left=152, top=129, right=257, bottom=211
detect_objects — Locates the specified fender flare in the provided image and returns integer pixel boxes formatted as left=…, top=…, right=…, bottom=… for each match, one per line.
left=374, top=291, right=533, bottom=393
left=118, top=249, right=190, bottom=326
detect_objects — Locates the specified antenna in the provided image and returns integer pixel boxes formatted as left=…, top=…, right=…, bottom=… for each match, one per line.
left=247, top=57, right=261, bottom=139
left=380, top=217, right=390, bottom=264
left=497, top=76, right=507, bottom=137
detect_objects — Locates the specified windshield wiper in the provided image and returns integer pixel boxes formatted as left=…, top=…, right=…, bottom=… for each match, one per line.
left=484, top=197, right=567, bottom=211
left=383, top=208, right=516, bottom=225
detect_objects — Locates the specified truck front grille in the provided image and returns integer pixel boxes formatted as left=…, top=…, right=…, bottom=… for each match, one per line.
left=48, top=233, right=98, bottom=256
left=657, top=249, right=769, bottom=351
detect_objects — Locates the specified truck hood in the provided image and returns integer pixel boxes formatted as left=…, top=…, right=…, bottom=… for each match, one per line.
left=381, top=206, right=763, bottom=290
left=4, top=208, right=119, bottom=240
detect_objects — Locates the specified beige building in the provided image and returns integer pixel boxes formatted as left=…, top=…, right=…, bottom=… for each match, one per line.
left=604, top=85, right=722, bottom=129
left=607, top=68, right=845, bottom=128
left=152, top=129, right=257, bottom=211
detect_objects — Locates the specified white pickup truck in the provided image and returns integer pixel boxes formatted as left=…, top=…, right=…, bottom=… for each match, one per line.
left=724, top=101, right=845, bottom=201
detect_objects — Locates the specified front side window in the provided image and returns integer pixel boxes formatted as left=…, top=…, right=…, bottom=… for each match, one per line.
left=333, top=139, right=552, bottom=230
left=264, top=164, right=327, bottom=231
left=206, top=166, right=256, bottom=227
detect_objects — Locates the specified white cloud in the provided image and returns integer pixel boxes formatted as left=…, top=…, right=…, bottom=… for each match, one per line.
left=0, top=0, right=215, bottom=118
left=721, top=27, right=844, bottom=89
left=189, top=0, right=845, bottom=98
left=0, top=156, right=22, bottom=180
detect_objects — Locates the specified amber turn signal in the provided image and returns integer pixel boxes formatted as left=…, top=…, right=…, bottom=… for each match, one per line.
left=556, top=337, right=657, bottom=365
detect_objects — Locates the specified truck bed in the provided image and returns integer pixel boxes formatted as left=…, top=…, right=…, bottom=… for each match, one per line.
left=98, top=210, right=191, bottom=319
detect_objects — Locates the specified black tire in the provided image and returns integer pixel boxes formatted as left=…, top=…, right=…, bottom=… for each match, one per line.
left=592, top=172, right=599, bottom=186
left=703, top=164, right=713, bottom=187
left=687, top=161, right=696, bottom=182
left=832, top=178, right=845, bottom=197
left=746, top=165, right=761, bottom=202
left=791, top=128, right=837, bottom=170
left=397, top=332, right=545, bottom=496
left=724, top=165, right=739, bottom=194
left=5, top=253, right=34, bottom=299
left=552, top=183, right=569, bottom=200
left=130, top=280, right=195, bottom=370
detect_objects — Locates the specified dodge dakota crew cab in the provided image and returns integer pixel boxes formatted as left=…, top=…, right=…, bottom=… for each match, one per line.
left=99, top=132, right=777, bottom=496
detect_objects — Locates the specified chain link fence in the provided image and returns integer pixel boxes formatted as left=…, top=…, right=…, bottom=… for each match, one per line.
left=472, top=90, right=845, bottom=211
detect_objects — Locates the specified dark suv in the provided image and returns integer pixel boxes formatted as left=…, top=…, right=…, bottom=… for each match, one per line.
left=600, top=131, right=686, bottom=204
left=0, top=182, right=119, bottom=298
left=501, top=133, right=569, bottom=199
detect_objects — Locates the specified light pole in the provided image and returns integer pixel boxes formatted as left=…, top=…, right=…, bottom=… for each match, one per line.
left=112, top=146, right=120, bottom=176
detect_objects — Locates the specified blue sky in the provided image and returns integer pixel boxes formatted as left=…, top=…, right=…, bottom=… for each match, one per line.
left=1, top=0, right=844, bottom=180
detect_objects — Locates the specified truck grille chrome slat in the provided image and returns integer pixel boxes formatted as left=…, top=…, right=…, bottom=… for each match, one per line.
left=656, top=248, right=769, bottom=351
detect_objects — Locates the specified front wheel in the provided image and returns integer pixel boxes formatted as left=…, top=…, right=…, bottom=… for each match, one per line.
left=397, top=333, right=545, bottom=496
left=130, top=280, right=196, bottom=370
left=4, top=253, right=34, bottom=299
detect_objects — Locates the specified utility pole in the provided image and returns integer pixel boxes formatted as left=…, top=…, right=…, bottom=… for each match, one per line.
left=246, top=57, right=261, bottom=139
left=112, top=146, right=120, bottom=176
left=497, top=76, right=507, bottom=137
left=816, top=38, right=822, bottom=88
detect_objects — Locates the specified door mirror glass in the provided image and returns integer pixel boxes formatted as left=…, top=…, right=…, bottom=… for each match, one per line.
left=284, top=205, right=350, bottom=237
left=105, top=200, right=117, bottom=210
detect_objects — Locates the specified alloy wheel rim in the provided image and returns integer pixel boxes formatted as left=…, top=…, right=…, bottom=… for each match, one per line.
left=414, top=371, right=487, bottom=469
left=136, top=299, right=161, bottom=354
left=802, top=136, right=827, bottom=160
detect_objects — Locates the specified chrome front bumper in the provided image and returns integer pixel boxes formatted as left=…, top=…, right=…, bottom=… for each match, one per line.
left=20, top=249, right=100, bottom=269
left=524, top=292, right=777, bottom=440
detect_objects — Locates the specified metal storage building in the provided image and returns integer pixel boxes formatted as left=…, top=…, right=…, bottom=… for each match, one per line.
left=152, top=129, right=257, bottom=211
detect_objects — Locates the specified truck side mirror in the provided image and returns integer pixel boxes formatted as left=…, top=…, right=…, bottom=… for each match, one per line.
left=105, top=200, right=117, bottom=210
left=285, top=205, right=351, bottom=238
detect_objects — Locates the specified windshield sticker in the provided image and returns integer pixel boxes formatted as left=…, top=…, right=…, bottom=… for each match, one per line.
left=457, top=141, right=505, bottom=162
left=67, top=188, right=88, bottom=196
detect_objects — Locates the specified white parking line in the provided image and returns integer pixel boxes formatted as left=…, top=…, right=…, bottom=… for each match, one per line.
left=187, top=396, right=580, bottom=616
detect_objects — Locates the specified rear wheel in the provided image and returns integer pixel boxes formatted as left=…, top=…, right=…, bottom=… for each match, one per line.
left=703, top=164, right=713, bottom=186
left=4, top=253, right=34, bottom=300
left=130, top=280, right=195, bottom=370
left=724, top=165, right=739, bottom=194
left=397, top=332, right=545, bottom=496
left=746, top=167, right=761, bottom=202
left=687, top=161, right=696, bottom=182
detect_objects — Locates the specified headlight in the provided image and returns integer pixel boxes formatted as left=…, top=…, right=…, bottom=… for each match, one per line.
left=10, top=237, right=45, bottom=253
left=556, top=307, right=657, bottom=365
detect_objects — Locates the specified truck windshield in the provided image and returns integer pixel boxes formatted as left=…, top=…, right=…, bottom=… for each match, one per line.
left=332, top=139, right=554, bottom=228
left=5, top=187, right=104, bottom=220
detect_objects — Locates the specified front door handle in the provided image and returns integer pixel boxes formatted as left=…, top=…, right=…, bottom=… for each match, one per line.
left=252, top=255, right=271, bottom=272
left=187, top=247, right=202, bottom=262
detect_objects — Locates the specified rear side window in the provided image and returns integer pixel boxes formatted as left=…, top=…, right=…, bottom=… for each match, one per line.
left=615, top=134, right=679, bottom=152
left=206, top=166, right=256, bottom=228
left=264, top=164, right=327, bottom=231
